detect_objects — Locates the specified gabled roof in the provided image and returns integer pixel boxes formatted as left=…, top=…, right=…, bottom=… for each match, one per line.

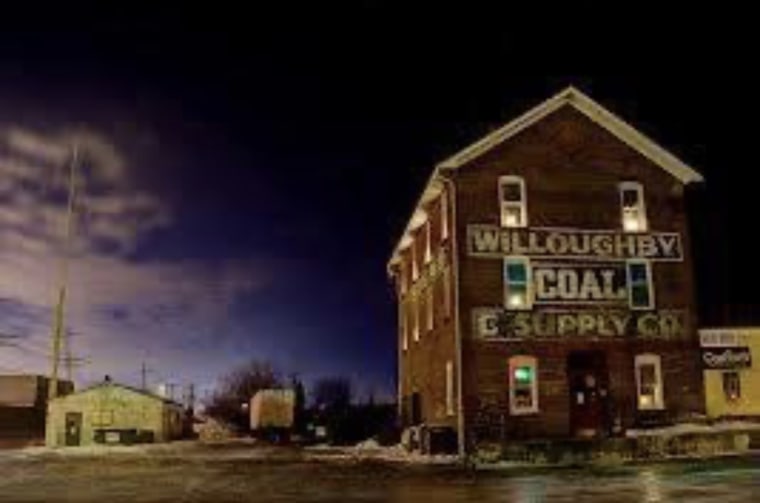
left=387, top=86, right=703, bottom=272
left=53, top=380, right=183, bottom=407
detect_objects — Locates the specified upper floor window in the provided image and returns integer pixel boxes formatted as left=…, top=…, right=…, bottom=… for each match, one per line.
left=443, top=266, right=452, bottom=319
left=440, top=191, right=449, bottom=241
left=400, top=307, right=408, bottom=352
left=509, top=355, right=539, bottom=415
left=619, top=182, right=648, bottom=232
left=424, top=219, right=432, bottom=264
left=635, top=353, right=664, bottom=410
left=425, top=287, right=434, bottom=332
left=504, top=257, right=532, bottom=310
left=499, top=176, right=527, bottom=228
left=399, top=263, right=408, bottom=296
left=412, top=297, right=420, bottom=342
left=411, top=238, right=419, bottom=281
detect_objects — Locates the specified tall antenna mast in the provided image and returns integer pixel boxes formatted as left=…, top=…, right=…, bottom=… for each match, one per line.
left=49, top=143, right=79, bottom=400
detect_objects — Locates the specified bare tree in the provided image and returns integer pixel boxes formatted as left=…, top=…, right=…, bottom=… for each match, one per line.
left=205, top=359, right=280, bottom=430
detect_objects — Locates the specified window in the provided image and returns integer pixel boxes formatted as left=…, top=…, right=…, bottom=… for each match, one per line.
left=92, top=410, right=114, bottom=427
left=722, top=372, right=741, bottom=402
left=411, top=240, right=419, bottom=281
left=412, top=297, right=420, bottom=342
left=499, top=176, right=527, bottom=228
left=443, top=266, right=452, bottom=319
left=399, top=263, right=408, bottom=296
left=400, top=307, right=408, bottom=352
left=445, top=360, right=455, bottom=416
left=504, top=257, right=532, bottom=310
left=509, top=355, right=538, bottom=415
left=426, top=287, right=434, bottom=332
left=626, top=260, right=654, bottom=310
left=440, top=191, right=449, bottom=241
left=424, top=219, right=432, bottom=264
left=620, top=182, right=648, bottom=232
left=635, top=354, right=664, bottom=410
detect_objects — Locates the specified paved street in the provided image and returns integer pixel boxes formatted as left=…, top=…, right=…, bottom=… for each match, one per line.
left=0, top=444, right=758, bottom=502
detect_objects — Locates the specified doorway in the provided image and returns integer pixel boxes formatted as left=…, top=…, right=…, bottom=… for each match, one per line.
left=567, top=351, right=609, bottom=438
left=65, top=412, right=82, bottom=446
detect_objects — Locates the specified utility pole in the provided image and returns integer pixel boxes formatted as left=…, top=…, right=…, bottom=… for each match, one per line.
left=49, top=145, right=79, bottom=401
left=141, top=362, right=153, bottom=390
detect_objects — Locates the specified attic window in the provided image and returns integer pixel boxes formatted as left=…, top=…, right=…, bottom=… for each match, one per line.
left=620, top=182, right=648, bottom=232
left=499, top=176, right=527, bottom=228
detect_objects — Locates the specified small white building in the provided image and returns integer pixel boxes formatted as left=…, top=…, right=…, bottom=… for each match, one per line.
left=46, top=379, right=184, bottom=447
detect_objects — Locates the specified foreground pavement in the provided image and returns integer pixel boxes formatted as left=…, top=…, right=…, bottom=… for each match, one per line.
left=0, top=442, right=758, bottom=502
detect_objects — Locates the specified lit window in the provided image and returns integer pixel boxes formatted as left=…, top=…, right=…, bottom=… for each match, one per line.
left=443, top=266, right=452, bottom=319
left=620, top=182, right=648, bottom=232
left=399, top=263, right=408, bottom=296
left=504, top=257, right=532, bottom=310
left=722, top=372, right=741, bottom=402
left=92, top=410, right=114, bottom=426
left=635, top=354, right=664, bottom=410
left=509, top=355, right=538, bottom=415
left=401, top=307, right=408, bottom=352
left=411, top=239, right=419, bottom=281
left=440, top=191, right=449, bottom=241
left=426, top=287, right=434, bottom=332
left=445, top=360, right=455, bottom=416
left=627, top=260, right=654, bottom=310
left=499, top=176, right=527, bottom=228
left=412, top=297, right=420, bottom=342
left=424, top=219, right=432, bottom=264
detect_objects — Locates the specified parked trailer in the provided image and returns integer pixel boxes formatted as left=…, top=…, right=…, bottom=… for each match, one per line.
left=250, top=389, right=294, bottom=442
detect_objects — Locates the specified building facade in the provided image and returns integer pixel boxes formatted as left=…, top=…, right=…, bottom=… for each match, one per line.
left=388, top=87, right=706, bottom=454
left=699, top=328, right=760, bottom=418
left=0, top=375, right=73, bottom=447
left=46, top=379, right=184, bottom=447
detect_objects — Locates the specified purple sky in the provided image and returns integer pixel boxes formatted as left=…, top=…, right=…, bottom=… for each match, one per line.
left=0, top=4, right=759, bottom=402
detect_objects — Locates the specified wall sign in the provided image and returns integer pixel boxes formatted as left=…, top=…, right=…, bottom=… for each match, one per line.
left=473, top=307, right=686, bottom=340
left=700, top=347, right=752, bottom=369
left=533, top=263, right=627, bottom=304
left=467, top=225, right=683, bottom=261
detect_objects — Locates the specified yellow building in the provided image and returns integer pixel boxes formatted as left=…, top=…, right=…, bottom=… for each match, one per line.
left=699, top=328, right=760, bottom=418
left=46, top=379, right=184, bottom=447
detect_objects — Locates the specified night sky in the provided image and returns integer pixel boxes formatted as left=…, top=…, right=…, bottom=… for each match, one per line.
left=0, top=4, right=758, bottom=401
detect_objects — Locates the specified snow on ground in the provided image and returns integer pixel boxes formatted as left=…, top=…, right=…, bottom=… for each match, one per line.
left=626, top=421, right=760, bottom=438
left=304, top=439, right=459, bottom=465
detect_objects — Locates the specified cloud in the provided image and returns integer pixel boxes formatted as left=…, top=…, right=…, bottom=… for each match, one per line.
left=0, top=126, right=269, bottom=385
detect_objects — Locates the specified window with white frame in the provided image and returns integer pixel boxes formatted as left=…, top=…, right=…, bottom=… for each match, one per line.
left=400, top=307, right=408, bottom=352
left=509, top=355, right=538, bottom=415
left=412, top=297, right=420, bottom=342
left=635, top=354, right=664, bottom=410
left=440, top=190, right=449, bottom=241
left=722, top=371, right=741, bottom=402
left=399, top=263, right=408, bottom=296
left=426, top=287, right=434, bottom=332
left=499, top=176, right=527, bottom=228
left=620, top=181, right=648, bottom=232
left=626, top=260, right=654, bottom=310
left=411, top=240, right=419, bottom=281
left=445, top=360, right=455, bottom=416
left=443, top=266, right=452, bottom=319
left=504, top=257, right=532, bottom=310
left=424, top=219, right=432, bottom=264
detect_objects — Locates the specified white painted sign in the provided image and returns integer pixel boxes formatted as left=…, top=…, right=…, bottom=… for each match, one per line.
left=473, top=308, right=685, bottom=340
left=467, top=225, right=683, bottom=261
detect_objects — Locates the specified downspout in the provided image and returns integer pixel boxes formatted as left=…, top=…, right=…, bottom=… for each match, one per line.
left=438, top=172, right=465, bottom=460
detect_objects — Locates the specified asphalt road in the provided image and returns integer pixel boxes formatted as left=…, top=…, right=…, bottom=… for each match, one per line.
left=0, top=445, right=758, bottom=502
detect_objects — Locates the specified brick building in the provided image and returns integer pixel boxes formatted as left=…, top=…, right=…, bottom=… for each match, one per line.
left=387, top=87, right=705, bottom=455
